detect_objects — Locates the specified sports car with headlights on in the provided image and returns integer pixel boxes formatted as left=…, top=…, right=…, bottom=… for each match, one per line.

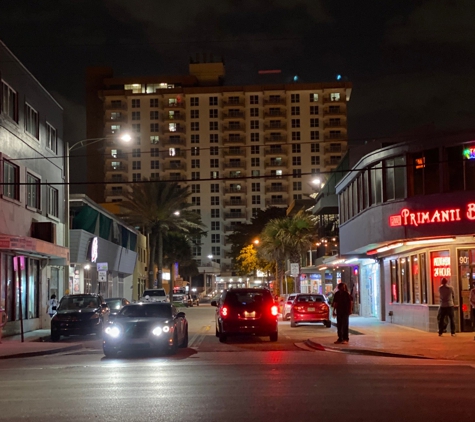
left=102, top=302, right=188, bottom=357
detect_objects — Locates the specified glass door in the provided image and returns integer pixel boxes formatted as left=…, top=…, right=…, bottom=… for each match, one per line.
left=458, top=249, right=475, bottom=332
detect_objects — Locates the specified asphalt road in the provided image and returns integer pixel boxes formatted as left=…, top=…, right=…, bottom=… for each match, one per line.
left=1, top=305, right=474, bottom=422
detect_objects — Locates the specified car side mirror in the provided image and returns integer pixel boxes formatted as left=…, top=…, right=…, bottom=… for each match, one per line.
left=176, top=312, right=186, bottom=319
left=211, top=300, right=217, bottom=307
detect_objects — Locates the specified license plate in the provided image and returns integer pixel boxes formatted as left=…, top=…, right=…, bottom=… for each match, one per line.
left=307, top=307, right=315, bottom=312
left=244, top=311, right=256, bottom=318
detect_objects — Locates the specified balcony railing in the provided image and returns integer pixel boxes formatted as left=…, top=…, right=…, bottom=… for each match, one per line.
left=166, top=113, right=185, bottom=121
left=224, top=186, right=247, bottom=194
left=323, top=108, right=346, bottom=116
left=223, top=100, right=244, bottom=107
left=162, top=150, right=187, bottom=159
left=225, top=199, right=246, bottom=207
left=107, top=163, right=128, bottom=173
left=164, top=163, right=187, bottom=171
left=265, top=185, right=288, bottom=193
left=222, top=148, right=246, bottom=157
left=264, top=123, right=286, bottom=131
left=264, top=98, right=286, bottom=105
left=264, top=111, right=286, bottom=118
left=163, top=102, right=185, bottom=109
left=225, top=212, right=246, bottom=219
left=223, top=124, right=245, bottom=132
left=105, top=103, right=127, bottom=110
left=324, top=134, right=346, bottom=141
left=162, top=138, right=186, bottom=146
left=264, top=135, right=286, bottom=143
left=323, top=96, right=346, bottom=104
left=265, top=160, right=287, bottom=167
left=265, top=147, right=287, bottom=155
left=223, top=111, right=245, bottom=119
left=224, top=161, right=246, bottom=169
left=163, top=126, right=186, bottom=134
left=105, top=188, right=124, bottom=197
left=269, top=198, right=287, bottom=205
left=223, top=136, right=246, bottom=144
left=105, top=174, right=125, bottom=183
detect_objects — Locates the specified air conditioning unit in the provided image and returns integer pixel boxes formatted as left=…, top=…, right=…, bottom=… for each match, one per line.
left=31, top=222, right=56, bottom=244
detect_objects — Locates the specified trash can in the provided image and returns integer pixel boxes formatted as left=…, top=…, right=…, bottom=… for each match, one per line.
left=0, top=307, right=7, bottom=343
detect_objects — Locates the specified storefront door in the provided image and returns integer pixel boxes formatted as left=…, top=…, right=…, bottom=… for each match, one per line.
left=458, top=249, right=475, bottom=332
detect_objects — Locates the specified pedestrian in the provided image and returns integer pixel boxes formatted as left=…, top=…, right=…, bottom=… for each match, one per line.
left=47, top=294, right=58, bottom=318
left=470, top=283, right=475, bottom=330
left=438, top=278, right=455, bottom=336
left=332, top=282, right=353, bottom=344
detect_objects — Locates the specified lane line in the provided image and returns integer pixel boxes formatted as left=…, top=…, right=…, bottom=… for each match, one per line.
left=189, top=325, right=210, bottom=348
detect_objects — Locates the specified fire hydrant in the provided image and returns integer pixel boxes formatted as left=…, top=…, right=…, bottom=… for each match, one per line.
left=0, top=307, right=7, bottom=344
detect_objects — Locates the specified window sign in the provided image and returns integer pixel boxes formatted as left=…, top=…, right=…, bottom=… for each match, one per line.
left=430, top=251, right=450, bottom=304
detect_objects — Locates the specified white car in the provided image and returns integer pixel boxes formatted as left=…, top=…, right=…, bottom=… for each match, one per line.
left=140, top=288, right=169, bottom=303
left=282, top=294, right=298, bottom=320
left=173, top=293, right=192, bottom=307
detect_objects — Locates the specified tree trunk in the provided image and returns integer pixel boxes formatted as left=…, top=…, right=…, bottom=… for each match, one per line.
left=157, top=225, right=163, bottom=289
left=148, top=232, right=157, bottom=289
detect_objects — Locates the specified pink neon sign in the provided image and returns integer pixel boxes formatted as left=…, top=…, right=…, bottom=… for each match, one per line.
left=389, top=203, right=475, bottom=227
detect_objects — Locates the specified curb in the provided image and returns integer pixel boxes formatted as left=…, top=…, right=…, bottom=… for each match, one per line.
left=0, top=344, right=83, bottom=360
left=330, top=321, right=364, bottom=335
left=304, top=339, right=432, bottom=360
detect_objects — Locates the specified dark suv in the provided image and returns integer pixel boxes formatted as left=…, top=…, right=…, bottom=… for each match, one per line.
left=212, top=288, right=278, bottom=343
left=51, top=294, right=109, bottom=341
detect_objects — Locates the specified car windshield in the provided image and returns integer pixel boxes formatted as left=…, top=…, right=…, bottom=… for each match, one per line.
left=225, top=290, right=272, bottom=306
left=58, top=297, right=100, bottom=311
left=119, top=304, right=172, bottom=318
left=297, top=295, right=325, bottom=303
left=105, top=299, right=122, bottom=310
left=143, top=290, right=166, bottom=297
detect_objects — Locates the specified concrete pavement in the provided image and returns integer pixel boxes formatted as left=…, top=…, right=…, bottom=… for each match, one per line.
left=0, top=329, right=82, bottom=359
left=306, top=315, right=475, bottom=361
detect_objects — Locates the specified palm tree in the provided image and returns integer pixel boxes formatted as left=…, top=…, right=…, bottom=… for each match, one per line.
left=121, top=180, right=204, bottom=289
left=259, top=211, right=316, bottom=294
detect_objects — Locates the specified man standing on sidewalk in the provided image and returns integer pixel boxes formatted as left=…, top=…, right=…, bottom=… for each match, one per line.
left=470, top=283, right=475, bottom=330
left=438, top=278, right=456, bottom=337
left=332, top=282, right=353, bottom=344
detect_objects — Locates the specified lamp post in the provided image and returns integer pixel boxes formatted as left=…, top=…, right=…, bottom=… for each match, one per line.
left=64, top=133, right=131, bottom=294
left=204, top=254, right=213, bottom=295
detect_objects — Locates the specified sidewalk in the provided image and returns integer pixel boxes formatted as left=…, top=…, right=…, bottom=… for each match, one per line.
left=0, top=330, right=82, bottom=360
left=306, top=316, right=475, bottom=361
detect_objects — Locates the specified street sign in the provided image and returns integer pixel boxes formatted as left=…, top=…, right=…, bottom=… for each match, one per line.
left=97, top=262, right=108, bottom=271
left=98, top=271, right=107, bottom=282
left=290, top=263, right=299, bottom=277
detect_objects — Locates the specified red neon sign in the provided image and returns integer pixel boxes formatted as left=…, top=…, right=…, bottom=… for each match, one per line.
left=389, top=203, right=475, bottom=227
left=432, top=256, right=451, bottom=278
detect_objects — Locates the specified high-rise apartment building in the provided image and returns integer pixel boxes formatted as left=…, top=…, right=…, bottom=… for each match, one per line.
left=86, top=60, right=351, bottom=276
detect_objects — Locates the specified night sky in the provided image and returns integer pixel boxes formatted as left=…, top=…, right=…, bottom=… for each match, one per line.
left=1, top=0, right=474, bottom=143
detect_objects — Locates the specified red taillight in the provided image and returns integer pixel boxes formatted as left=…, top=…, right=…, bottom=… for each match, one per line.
left=220, top=306, right=228, bottom=317
left=271, top=305, right=278, bottom=316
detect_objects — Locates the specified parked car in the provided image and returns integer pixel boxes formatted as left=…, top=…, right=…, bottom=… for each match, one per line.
left=51, top=294, right=110, bottom=342
left=102, top=302, right=188, bottom=357
left=140, top=288, right=169, bottom=303
left=282, top=293, right=298, bottom=321
left=290, top=294, right=331, bottom=328
left=105, top=297, right=131, bottom=316
left=212, top=288, right=278, bottom=343
left=191, top=294, right=200, bottom=306
left=173, top=293, right=192, bottom=307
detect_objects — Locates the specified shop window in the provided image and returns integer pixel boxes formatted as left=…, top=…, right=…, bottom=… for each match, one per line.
left=370, top=163, right=382, bottom=205
left=420, top=253, right=428, bottom=304
left=399, top=257, right=411, bottom=303
left=411, top=149, right=439, bottom=196
left=430, top=250, right=451, bottom=305
left=390, top=260, right=399, bottom=303
left=411, top=255, right=420, bottom=304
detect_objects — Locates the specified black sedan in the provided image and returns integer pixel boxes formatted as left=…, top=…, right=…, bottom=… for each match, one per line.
left=51, top=294, right=109, bottom=342
left=102, top=302, right=188, bottom=357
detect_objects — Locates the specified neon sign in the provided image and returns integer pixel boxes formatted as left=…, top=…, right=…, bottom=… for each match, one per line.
left=463, top=147, right=475, bottom=159
left=389, top=203, right=475, bottom=227
left=432, top=257, right=451, bottom=277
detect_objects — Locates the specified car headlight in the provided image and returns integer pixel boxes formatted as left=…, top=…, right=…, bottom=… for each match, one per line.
left=162, top=326, right=170, bottom=333
left=152, top=327, right=162, bottom=336
left=105, top=326, right=121, bottom=338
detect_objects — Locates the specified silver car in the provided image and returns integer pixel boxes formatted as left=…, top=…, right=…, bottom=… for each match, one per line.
left=282, top=294, right=298, bottom=320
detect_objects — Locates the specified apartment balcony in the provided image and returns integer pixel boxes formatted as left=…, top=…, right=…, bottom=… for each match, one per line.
left=264, top=135, right=286, bottom=143
left=105, top=174, right=126, bottom=183
left=264, top=98, right=286, bottom=106
left=224, top=225, right=241, bottom=232
left=324, top=158, right=342, bottom=167
left=166, top=113, right=185, bottom=121
left=224, top=170, right=245, bottom=179
left=324, top=133, right=347, bottom=141
left=268, top=198, right=288, bottom=206
left=265, top=159, right=287, bottom=168
left=224, top=161, right=246, bottom=169
left=223, top=111, right=245, bottom=120
left=224, top=186, right=247, bottom=194
left=264, top=110, right=286, bottom=118
left=264, top=123, right=286, bottom=131
left=162, top=150, right=187, bottom=159
left=224, top=212, right=247, bottom=219
left=164, top=173, right=186, bottom=181
left=324, top=145, right=347, bottom=155
left=104, top=188, right=125, bottom=197
left=105, top=103, right=127, bottom=110
left=265, top=173, right=289, bottom=181
left=162, top=137, right=186, bottom=146
left=106, top=162, right=128, bottom=174
left=264, top=146, right=287, bottom=155
left=223, top=100, right=245, bottom=108
left=265, top=185, right=288, bottom=193
left=222, top=147, right=246, bottom=157
left=106, top=115, right=127, bottom=123
left=224, top=199, right=246, bottom=207
left=164, top=162, right=187, bottom=171
left=163, top=126, right=186, bottom=134
left=323, top=120, right=347, bottom=129
left=163, top=101, right=185, bottom=109
left=223, top=136, right=246, bottom=144
left=223, top=124, right=245, bottom=132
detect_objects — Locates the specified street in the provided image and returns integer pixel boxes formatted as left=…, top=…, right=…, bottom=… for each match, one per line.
left=0, top=306, right=474, bottom=422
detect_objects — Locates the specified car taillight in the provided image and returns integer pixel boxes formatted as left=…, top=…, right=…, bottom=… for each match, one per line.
left=271, top=305, right=278, bottom=316
left=220, top=307, right=228, bottom=317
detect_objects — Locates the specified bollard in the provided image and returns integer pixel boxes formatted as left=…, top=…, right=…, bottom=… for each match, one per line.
left=0, top=307, right=7, bottom=344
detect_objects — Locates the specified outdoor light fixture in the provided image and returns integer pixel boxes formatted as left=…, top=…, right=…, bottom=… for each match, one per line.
left=344, top=258, right=359, bottom=264
left=405, top=238, right=455, bottom=246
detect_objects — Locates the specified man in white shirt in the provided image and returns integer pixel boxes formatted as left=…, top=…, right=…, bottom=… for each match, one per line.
left=438, top=278, right=455, bottom=336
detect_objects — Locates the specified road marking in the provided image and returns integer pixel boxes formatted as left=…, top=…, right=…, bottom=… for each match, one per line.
left=189, top=325, right=210, bottom=348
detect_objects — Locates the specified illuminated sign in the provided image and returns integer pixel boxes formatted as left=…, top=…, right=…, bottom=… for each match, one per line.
left=415, top=157, right=425, bottom=169
left=432, top=257, right=451, bottom=277
left=88, top=237, right=98, bottom=263
left=463, top=147, right=475, bottom=159
left=389, top=203, right=475, bottom=227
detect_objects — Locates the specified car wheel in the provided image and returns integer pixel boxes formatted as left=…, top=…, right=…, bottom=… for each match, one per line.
left=180, top=328, right=189, bottom=348
left=103, top=348, right=118, bottom=358
left=50, top=332, right=60, bottom=342
left=219, top=332, right=227, bottom=343
left=324, top=320, right=332, bottom=328
left=269, top=332, right=278, bottom=342
left=167, top=333, right=179, bottom=355
left=215, top=325, right=219, bottom=337
left=290, top=317, right=297, bottom=328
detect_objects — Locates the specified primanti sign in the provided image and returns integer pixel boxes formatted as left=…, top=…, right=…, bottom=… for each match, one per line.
left=389, top=203, right=475, bottom=227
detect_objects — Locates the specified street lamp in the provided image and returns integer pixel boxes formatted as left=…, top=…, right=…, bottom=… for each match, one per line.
left=64, top=133, right=131, bottom=293
left=204, top=254, right=213, bottom=295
